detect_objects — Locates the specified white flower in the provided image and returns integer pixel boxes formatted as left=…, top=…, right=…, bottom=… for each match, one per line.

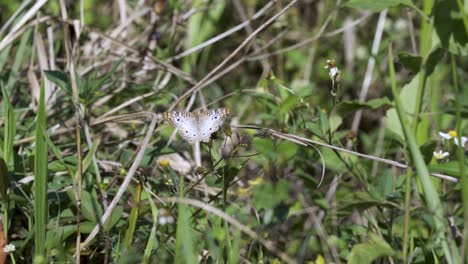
left=3, top=243, right=15, bottom=253
left=158, top=208, right=174, bottom=225
left=439, top=130, right=468, bottom=146
left=329, top=67, right=339, bottom=78
left=455, top=137, right=468, bottom=147
left=324, top=59, right=340, bottom=78
left=394, top=18, right=407, bottom=31
left=433, top=150, right=449, bottom=160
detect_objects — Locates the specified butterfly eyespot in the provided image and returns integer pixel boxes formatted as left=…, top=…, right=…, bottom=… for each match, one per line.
left=177, top=118, right=181, bottom=121
left=185, top=130, right=188, bottom=133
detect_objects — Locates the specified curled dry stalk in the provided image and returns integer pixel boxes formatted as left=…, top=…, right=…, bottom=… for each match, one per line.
left=235, top=125, right=459, bottom=183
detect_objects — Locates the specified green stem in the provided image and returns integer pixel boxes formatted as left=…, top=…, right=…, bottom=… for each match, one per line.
left=389, top=44, right=459, bottom=264
left=402, top=159, right=412, bottom=262
left=450, top=53, right=467, bottom=262
left=455, top=0, right=468, bottom=36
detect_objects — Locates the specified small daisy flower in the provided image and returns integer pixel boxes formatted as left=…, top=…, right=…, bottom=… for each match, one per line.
left=433, top=150, right=449, bottom=160
left=325, top=59, right=340, bottom=79
left=3, top=243, right=15, bottom=253
left=439, top=130, right=468, bottom=147
left=325, top=59, right=341, bottom=96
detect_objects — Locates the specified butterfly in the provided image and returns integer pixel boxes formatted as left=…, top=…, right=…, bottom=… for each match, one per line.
left=163, top=108, right=230, bottom=144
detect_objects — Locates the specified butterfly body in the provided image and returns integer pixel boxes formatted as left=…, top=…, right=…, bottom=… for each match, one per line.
left=164, top=108, right=230, bottom=143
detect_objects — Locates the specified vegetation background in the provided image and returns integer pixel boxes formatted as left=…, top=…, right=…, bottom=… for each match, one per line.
left=0, top=0, right=467, bottom=263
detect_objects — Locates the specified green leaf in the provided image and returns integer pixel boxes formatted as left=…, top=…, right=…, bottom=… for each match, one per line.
left=2, top=83, right=16, bottom=169
left=253, top=138, right=276, bottom=159
left=336, top=97, right=393, bottom=116
left=385, top=73, right=420, bottom=140
left=252, top=180, right=289, bottom=210
left=425, top=47, right=445, bottom=76
left=429, top=161, right=466, bottom=177
left=433, top=0, right=468, bottom=55
left=0, top=158, right=9, bottom=201
left=348, top=233, right=394, bottom=264
left=317, top=107, right=329, bottom=136
left=276, top=142, right=299, bottom=160
left=398, top=53, right=422, bottom=73
left=339, top=191, right=388, bottom=211
left=419, top=141, right=437, bottom=164
left=279, top=94, right=300, bottom=114
left=345, top=0, right=400, bottom=12
left=44, top=70, right=72, bottom=95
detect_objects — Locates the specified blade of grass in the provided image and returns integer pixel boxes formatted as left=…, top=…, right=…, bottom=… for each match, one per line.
left=142, top=188, right=159, bottom=264
left=1, top=83, right=15, bottom=170
left=388, top=45, right=459, bottom=264
left=450, top=53, right=467, bottom=262
left=5, top=28, right=32, bottom=92
left=123, top=183, right=142, bottom=249
left=0, top=44, right=12, bottom=72
left=34, top=79, right=48, bottom=264
left=1, top=82, right=14, bottom=241
left=175, top=174, right=196, bottom=263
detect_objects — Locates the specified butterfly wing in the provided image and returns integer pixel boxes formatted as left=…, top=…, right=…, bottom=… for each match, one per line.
left=197, top=108, right=230, bottom=142
left=163, top=111, right=201, bottom=144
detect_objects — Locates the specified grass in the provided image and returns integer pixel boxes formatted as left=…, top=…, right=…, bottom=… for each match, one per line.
left=0, top=0, right=467, bottom=263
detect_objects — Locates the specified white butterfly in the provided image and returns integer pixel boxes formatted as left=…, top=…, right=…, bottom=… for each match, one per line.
left=164, top=108, right=230, bottom=144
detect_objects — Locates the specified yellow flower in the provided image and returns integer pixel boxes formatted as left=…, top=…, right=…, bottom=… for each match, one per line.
left=448, top=130, right=457, bottom=138
left=439, top=130, right=467, bottom=146
left=159, top=159, right=170, bottom=169
left=248, top=177, right=264, bottom=186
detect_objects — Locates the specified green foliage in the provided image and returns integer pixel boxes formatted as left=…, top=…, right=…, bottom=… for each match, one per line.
left=345, top=0, right=402, bottom=12
left=252, top=180, right=289, bottom=211
left=433, top=0, right=468, bottom=55
left=0, top=1, right=466, bottom=263
left=347, top=233, right=394, bottom=264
